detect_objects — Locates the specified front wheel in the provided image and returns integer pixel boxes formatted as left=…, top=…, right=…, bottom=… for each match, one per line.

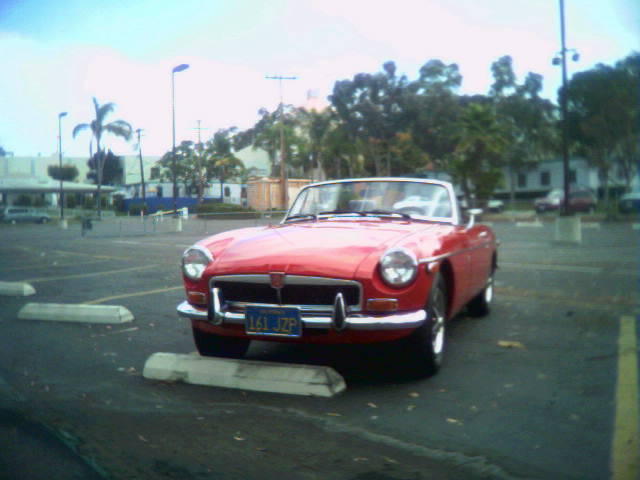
left=467, top=273, right=494, bottom=317
left=192, top=326, right=250, bottom=358
left=404, top=274, right=447, bottom=377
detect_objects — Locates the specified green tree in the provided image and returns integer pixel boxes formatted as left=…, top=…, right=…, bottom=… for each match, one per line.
left=490, top=56, right=556, bottom=205
left=294, top=107, right=332, bottom=179
left=449, top=103, right=507, bottom=203
left=252, top=109, right=280, bottom=176
left=329, top=61, right=412, bottom=176
left=47, top=164, right=79, bottom=182
left=252, top=107, right=301, bottom=178
left=151, top=141, right=199, bottom=196
left=407, top=59, right=463, bottom=172
left=565, top=53, right=640, bottom=208
left=611, top=53, right=639, bottom=190
left=204, top=129, right=246, bottom=201
left=72, top=97, right=132, bottom=217
left=87, top=150, right=123, bottom=185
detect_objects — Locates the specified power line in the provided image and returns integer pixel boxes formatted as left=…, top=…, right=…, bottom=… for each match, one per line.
left=265, top=75, right=297, bottom=209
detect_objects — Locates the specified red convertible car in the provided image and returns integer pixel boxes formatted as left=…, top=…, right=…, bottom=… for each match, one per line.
left=178, top=178, right=497, bottom=376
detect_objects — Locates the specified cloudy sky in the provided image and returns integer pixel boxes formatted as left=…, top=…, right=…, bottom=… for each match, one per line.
left=0, top=0, right=637, bottom=158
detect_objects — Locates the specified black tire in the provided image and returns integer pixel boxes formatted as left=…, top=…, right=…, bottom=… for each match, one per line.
left=467, top=272, right=494, bottom=317
left=39, top=217, right=49, bottom=224
left=192, top=326, right=250, bottom=358
left=404, top=274, right=447, bottom=377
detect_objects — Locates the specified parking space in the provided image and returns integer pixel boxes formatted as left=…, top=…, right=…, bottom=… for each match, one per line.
left=0, top=219, right=637, bottom=479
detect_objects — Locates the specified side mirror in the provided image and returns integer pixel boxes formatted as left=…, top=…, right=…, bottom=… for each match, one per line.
left=466, top=208, right=483, bottom=229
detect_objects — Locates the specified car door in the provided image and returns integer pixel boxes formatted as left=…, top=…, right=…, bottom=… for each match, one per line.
left=465, top=223, right=493, bottom=297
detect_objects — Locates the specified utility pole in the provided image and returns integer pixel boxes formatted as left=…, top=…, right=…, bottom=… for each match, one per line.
left=559, top=0, right=570, bottom=216
left=57, top=112, right=67, bottom=222
left=193, top=120, right=209, bottom=203
left=135, top=128, right=146, bottom=204
left=171, top=63, right=189, bottom=215
left=266, top=75, right=297, bottom=209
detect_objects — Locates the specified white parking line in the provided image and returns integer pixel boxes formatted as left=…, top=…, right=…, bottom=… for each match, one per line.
left=515, top=221, right=544, bottom=228
left=113, top=240, right=192, bottom=248
left=500, top=262, right=602, bottom=274
left=22, top=265, right=158, bottom=283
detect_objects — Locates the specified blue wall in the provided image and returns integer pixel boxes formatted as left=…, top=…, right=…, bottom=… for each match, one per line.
left=122, top=197, right=220, bottom=213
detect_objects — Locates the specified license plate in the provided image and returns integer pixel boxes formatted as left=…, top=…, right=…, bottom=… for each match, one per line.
left=245, top=306, right=302, bottom=337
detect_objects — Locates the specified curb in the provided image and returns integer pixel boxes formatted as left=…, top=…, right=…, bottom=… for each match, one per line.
left=515, top=221, right=543, bottom=228
left=0, top=282, right=36, bottom=297
left=18, top=303, right=134, bottom=324
left=143, top=352, right=346, bottom=397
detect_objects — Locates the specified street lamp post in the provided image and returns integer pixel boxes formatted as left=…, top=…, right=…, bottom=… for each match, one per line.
left=552, top=0, right=581, bottom=244
left=172, top=63, right=189, bottom=215
left=266, top=75, right=297, bottom=209
left=135, top=128, right=146, bottom=205
left=58, top=111, right=68, bottom=220
left=554, top=0, right=579, bottom=215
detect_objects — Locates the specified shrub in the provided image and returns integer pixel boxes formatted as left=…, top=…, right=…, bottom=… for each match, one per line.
left=15, top=194, right=32, bottom=206
left=194, top=202, right=255, bottom=214
left=129, top=203, right=147, bottom=216
left=194, top=202, right=259, bottom=219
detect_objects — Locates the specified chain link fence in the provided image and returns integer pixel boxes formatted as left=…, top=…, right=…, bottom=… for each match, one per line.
left=80, top=211, right=287, bottom=238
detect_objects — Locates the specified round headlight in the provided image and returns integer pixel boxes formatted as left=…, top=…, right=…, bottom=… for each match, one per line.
left=182, top=246, right=213, bottom=281
left=379, top=247, right=418, bottom=288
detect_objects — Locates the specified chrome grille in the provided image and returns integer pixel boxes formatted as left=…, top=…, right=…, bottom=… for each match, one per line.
left=209, top=275, right=362, bottom=311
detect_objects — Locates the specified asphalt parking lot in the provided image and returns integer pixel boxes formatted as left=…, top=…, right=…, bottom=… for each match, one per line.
left=0, top=217, right=638, bottom=480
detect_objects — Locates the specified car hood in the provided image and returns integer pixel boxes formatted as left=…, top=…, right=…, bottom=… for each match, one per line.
left=204, top=220, right=439, bottom=279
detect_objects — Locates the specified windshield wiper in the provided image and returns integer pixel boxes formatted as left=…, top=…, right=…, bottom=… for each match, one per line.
left=284, top=213, right=317, bottom=223
left=317, top=210, right=366, bottom=217
left=362, top=210, right=412, bottom=220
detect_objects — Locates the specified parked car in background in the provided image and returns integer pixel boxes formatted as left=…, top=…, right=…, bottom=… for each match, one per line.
left=178, top=178, right=498, bottom=377
left=618, top=190, right=640, bottom=214
left=458, top=197, right=504, bottom=213
left=534, top=188, right=597, bottom=213
left=0, top=207, right=51, bottom=224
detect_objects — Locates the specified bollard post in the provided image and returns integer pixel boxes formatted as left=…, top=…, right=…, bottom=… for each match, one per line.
left=176, top=216, right=183, bottom=233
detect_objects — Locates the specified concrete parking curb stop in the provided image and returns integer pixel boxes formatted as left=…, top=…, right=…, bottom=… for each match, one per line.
left=0, top=281, right=36, bottom=296
left=515, top=221, right=543, bottom=228
left=18, top=303, right=134, bottom=324
left=143, top=352, right=346, bottom=397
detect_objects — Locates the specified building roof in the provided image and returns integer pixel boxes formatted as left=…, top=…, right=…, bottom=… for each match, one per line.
left=0, top=178, right=116, bottom=193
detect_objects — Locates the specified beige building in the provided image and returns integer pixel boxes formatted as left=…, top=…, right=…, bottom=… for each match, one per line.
left=247, top=178, right=311, bottom=210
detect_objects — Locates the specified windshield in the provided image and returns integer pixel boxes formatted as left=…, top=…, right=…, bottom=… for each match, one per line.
left=287, top=180, right=454, bottom=222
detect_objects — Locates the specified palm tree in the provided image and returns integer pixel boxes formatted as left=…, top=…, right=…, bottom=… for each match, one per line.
left=72, top=97, right=132, bottom=217
left=204, top=130, right=245, bottom=202
left=450, top=103, right=507, bottom=204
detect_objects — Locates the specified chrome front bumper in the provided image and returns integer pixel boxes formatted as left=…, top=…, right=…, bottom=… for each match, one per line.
left=176, top=300, right=427, bottom=331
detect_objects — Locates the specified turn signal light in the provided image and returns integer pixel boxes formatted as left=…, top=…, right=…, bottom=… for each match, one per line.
left=367, top=298, right=398, bottom=312
left=187, top=291, right=207, bottom=306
